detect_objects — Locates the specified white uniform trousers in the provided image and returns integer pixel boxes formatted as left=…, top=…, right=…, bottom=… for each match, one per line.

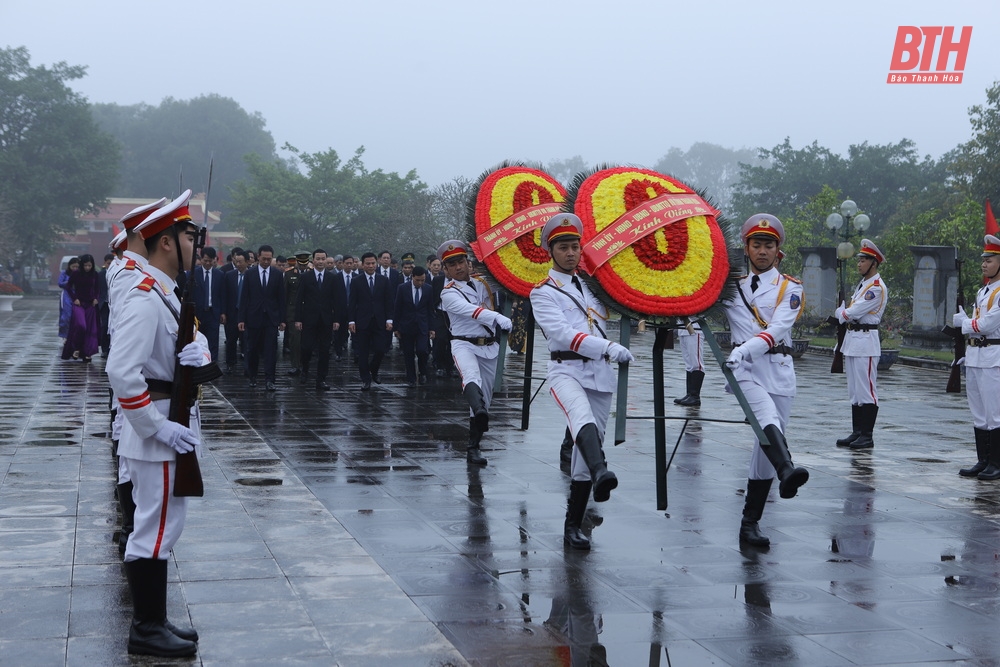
left=738, top=384, right=792, bottom=481
left=452, top=342, right=497, bottom=415
left=679, top=332, right=704, bottom=372
left=967, top=366, right=1000, bottom=430
left=123, top=458, right=189, bottom=562
left=549, top=374, right=614, bottom=482
left=845, top=355, right=878, bottom=405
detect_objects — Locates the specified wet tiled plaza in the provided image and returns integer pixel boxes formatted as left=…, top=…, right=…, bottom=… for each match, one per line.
left=2, top=297, right=1000, bottom=666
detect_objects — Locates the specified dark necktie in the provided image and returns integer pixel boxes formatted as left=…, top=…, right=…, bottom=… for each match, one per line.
left=751, top=275, right=759, bottom=293
left=317, top=271, right=323, bottom=286
left=204, top=268, right=211, bottom=306
left=345, top=273, right=350, bottom=298
left=571, top=275, right=583, bottom=294
left=236, top=273, right=243, bottom=307
left=369, top=275, right=375, bottom=293
left=261, top=268, right=267, bottom=288
left=413, top=286, right=419, bottom=306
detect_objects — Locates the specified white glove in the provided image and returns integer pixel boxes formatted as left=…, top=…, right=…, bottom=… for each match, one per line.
left=606, top=342, right=635, bottom=364
left=835, top=306, right=848, bottom=324
left=178, top=341, right=209, bottom=367
left=494, top=314, right=513, bottom=332
left=726, top=346, right=747, bottom=369
left=153, top=421, right=199, bottom=454
left=953, top=310, right=969, bottom=328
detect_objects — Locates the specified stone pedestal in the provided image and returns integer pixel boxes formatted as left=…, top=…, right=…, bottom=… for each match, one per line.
left=906, top=245, right=958, bottom=349
left=798, top=247, right=838, bottom=323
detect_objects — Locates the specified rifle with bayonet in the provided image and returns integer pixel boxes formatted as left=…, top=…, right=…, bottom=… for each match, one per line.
left=944, top=257, right=966, bottom=393
left=172, top=159, right=220, bottom=496
left=829, top=281, right=846, bottom=374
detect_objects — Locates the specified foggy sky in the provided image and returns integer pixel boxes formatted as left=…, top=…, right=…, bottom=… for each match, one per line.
left=2, top=0, right=997, bottom=187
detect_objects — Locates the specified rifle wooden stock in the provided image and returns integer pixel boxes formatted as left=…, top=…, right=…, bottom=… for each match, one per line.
left=170, top=294, right=204, bottom=497
left=170, top=219, right=209, bottom=497
left=830, top=293, right=845, bottom=374
left=946, top=258, right=966, bottom=393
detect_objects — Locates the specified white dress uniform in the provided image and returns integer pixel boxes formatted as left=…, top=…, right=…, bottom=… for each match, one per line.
left=107, top=251, right=152, bottom=445
left=440, top=276, right=503, bottom=411
left=106, top=264, right=208, bottom=562
left=725, top=266, right=802, bottom=480
left=531, top=268, right=616, bottom=482
left=676, top=320, right=704, bottom=373
left=840, top=272, right=887, bottom=405
left=961, top=281, right=1000, bottom=431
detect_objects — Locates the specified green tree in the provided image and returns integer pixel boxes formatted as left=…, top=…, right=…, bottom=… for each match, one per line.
left=91, top=94, right=279, bottom=219
left=954, top=80, right=1000, bottom=207
left=731, top=137, right=945, bottom=234
left=0, top=47, right=119, bottom=275
left=653, top=142, right=762, bottom=212
left=229, top=144, right=435, bottom=257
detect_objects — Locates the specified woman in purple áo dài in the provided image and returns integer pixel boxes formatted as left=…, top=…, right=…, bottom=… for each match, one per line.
left=62, top=254, right=101, bottom=362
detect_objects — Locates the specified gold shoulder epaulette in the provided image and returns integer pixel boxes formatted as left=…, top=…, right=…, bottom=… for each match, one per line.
left=135, top=276, right=156, bottom=292
left=782, top=274, right=802, bottom=284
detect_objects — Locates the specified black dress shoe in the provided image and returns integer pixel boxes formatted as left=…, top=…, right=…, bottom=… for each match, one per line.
left=406, top=380, right=416, bottom=387
left=265, top=381, right=276, bottom=391
left=288, top=368, right=301, bottom=376
left=418, top=374, right=427, bottom=385
left=334, top=355, right=342, bottom=362
left=361, top=381, right=371, bottom=391
left=436, top=369, right=447, bottom=378
left=249, top=379, right=257, bottom=387
left=371, top=373, right=382, bottom=384
left=317, top=381, right=331, bottom=391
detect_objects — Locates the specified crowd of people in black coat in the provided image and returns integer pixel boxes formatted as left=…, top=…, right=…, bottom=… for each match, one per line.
left=198, top=245, right=458, bottom=392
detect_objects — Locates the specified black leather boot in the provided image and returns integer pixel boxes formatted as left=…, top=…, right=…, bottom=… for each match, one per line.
left=836, top=405, right=861, bottom=447
left=960, top=428, right=990, bottom=477
left=124, top=559, right=197, bottom=657
left=463, top=383, right=489, bottom=432
left=117, top=482, right=136, bottom=557
left=559, top=427, right=573, bottom=465
left=674, top=371, right=704, bottom=407
left=466, top=418, right=488, bottom=466
left=849, top=404, right=878, bottom=449
left=739, top=478, right=773, bottom=547
left=575, top=423, right=618, bottom=502
left=977, top=428, right=1000, bottom=480
left=761, top=425, right=809, bottom=499
left=564, top=480, right=592, bottom=550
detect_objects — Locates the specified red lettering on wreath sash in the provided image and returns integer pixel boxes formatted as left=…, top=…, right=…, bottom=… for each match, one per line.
left=581, top=193, right=718, bottom=271
left=470, top=203, right=565, bottom=260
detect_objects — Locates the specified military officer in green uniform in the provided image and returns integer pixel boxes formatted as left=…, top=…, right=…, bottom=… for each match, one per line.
left=285, top=251, right=309, bottom=376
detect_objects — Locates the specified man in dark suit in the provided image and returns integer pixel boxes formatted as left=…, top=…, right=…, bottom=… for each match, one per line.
left=193, top=246, right=226, bottom=362
left=219, top=246, right=242, bottom=274
left=332, top=254, right=354, bottom=361
left=393, top=265, right=434, bottom=386
left=430, top=269, right=456, bottom=377
left=98, top=253, right=113, bottom=355
left=295, top=249, right=337, bottom=391
left=221, top=249, right=249, bottom=373
left=377, top=250, right=402, bottom=352
left=349, top=252, right=394, bottom=390
left=238, top=245, right=286, bottom=391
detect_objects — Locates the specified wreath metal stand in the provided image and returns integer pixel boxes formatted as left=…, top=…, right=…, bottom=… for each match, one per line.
left=613, top=318, right=773, bottom=511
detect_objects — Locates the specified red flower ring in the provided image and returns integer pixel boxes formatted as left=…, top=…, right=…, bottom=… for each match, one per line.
left=572, top=167, right=729, bottom=318
left=470, top=166, right=567, bottom=298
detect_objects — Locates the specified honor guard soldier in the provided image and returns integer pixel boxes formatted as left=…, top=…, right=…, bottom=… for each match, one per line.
left=834, top=240, right=887, bottom=449
left=530, top=214, right=634, bottom=550
left=673, top=320, right=705, bottom=406
left=106, top=190, right=209, bottom=657
left=437, top=240, right=513, bottom=465
left=725, top=214, right=809, bottom=548
left=106, top=199, right=167, bottom=555
left=954, top=235, right=1000, bottom=480
left=285, top=251, right=309, bottom=376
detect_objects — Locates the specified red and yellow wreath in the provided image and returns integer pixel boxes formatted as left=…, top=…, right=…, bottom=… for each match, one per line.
left=570, top=167, right=730, bottom=319
left=467, top=164, right=567, bottom=298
